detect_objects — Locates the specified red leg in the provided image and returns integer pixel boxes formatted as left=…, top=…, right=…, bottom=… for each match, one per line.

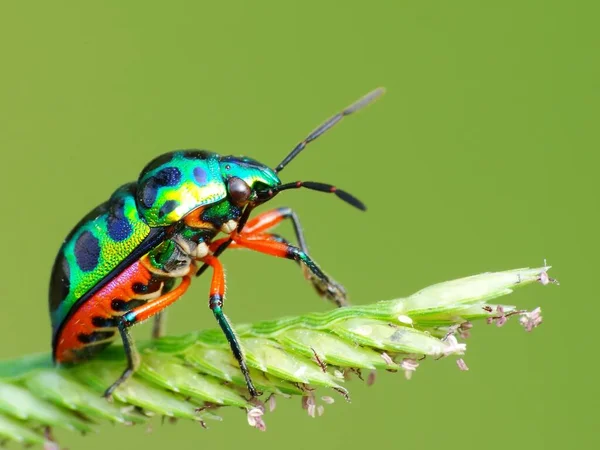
left=123, top=274, right=192, bottom=324
left=102, top=266, right=193, bottom=399
left=209, top=232, right=274, bottom=252
left=209, top=207, right=308, bottom=252
left=200, top=255, right=259, bottom=396
left=241, top=207, right=308, bottom=252
left=241, top=208, right=293, bottom=234
left=205, top=207, right=348, bottom=306
left=227, top=234, right=347, bottom=307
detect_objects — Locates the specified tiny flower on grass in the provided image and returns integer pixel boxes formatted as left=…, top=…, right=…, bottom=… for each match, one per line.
left=486, top=305, right=517, bottom=327
left=442, top=335, right=467, bottom=357
left=538, top=271, right=559, bottom=286
left=302, top=392, right=316, bottom=418
left=486, top=304, right=544, bottom=331
left=267, top=394, right=277, bottom=412
left=43, top=427, right=58, bottom=450
left=367, top=370, right=377, bottom=386
left=495, top=306, right=508, bottom=327
left=301, top=392, right=337, bottom=418
left=302, top=391, right=314, bottom=410
left=321, top=396, right=335, bottom=404
left=381, top=352, right=394, bottom=365
left=400, top=358, right=419, bottom=380
left=459, top=321, right=473, bottom=339
left=519, top=307, right=543, bottom=332
left=443, top=322, right=473, bottom=341
left=44, top=441, right=59, bottom=450
left=443, top=324, right=460, bottom=341
left=247, top=407, right=266, bottom=431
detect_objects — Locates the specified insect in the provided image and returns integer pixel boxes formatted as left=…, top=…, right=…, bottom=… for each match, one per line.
left=49, top=88, right=385, bottom=398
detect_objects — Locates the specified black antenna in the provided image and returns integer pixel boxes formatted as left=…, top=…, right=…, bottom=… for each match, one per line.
left=274, top=87, right=385, bottom=173
left=277, top=181, right=366, bottom=211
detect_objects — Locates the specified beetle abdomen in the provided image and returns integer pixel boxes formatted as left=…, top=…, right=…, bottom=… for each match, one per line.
left=49, top=183, right=152, bottom=337
left=53, top=258, right=162, bottom=363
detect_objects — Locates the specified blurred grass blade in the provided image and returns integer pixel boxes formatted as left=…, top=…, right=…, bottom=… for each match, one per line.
left=0, top=265, right=557, bottom=447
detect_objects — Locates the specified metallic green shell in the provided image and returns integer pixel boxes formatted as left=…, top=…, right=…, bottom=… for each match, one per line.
left=219, top=155, right=281, bottom=190
left=49, top=183, right=152, bottom=334
left=50, top=149, right=282, bottom=337
left=136, top=150, right=227, bottom=227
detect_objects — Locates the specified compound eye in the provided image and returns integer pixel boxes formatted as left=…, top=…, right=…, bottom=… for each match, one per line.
left=227, top=177, right=252, bottom=206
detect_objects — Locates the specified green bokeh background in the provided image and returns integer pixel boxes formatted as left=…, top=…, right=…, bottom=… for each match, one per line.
left=0, top=1, right=597, bottom=449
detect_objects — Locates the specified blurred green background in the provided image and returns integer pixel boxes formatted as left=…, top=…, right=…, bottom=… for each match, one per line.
left=0, top=1, right=597, bottom=449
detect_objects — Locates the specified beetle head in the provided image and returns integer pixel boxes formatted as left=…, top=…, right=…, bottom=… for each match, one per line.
left=218, top=155, right=282, bottom=208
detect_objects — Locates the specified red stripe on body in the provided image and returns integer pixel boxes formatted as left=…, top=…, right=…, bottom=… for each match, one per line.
left=54, top=259, right=154, bottom=363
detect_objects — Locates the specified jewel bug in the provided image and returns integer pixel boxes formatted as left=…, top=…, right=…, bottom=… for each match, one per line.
left=49, top=88, right=385, bottom=398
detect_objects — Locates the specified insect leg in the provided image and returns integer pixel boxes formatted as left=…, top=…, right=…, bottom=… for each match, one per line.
left=209, top=207, right=348, bottom=306
left=151, top=279, right=176, bottom=339
left=201, top=255, right=259, bottom=397
left=152, top=312, right=164, bottom=339
left=207, top=206, right=302, bottom=252
left=227, top=234, right=347, bottom=307
left=103, top=320, right=140, bottom=399
left=238, top=207, right=308, bottom=252
left=121, top=275, right=192, bottom=324
left=103, top=274, right=192, bottom=398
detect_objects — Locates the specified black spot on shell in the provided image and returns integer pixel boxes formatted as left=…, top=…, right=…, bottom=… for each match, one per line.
left=111, top=298, right=146, bottom=312
left=92, top=316, right=119, bottom=328
left=111, top=299, right=126, bottom=311
left=158, top=200, right=179, bottom=219
left=193, top=166, right=207, bottom=185
left=132, top=282, right=147, bottom=294
left=108, top=197, right=126, bottom=219
left=107, top=216, right=132, bottom=242
left=153, top=167, right=182, bottom=187
left=139, top=178, right=159, bottom=209
left=77, top=330, right=115, bottom=344
left=132, top=277, right=162, bottom=295
left=74, top=231, right=101, bottom=272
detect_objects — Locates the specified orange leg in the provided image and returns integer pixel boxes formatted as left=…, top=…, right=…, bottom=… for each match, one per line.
left=122, top=275, right=192, bottom=324
left=241, top=207, right=308, bottom=252
left=104, top=272, right=192, bottom=399
left=207, top=208, right=347, bottom=306
left=209, top=232, right=274, bottom=252
left=228, top=233, right=347, bottom=307
left=209, top=207, right=307, bottom=252
left=201, top=255, right=259, bottom=397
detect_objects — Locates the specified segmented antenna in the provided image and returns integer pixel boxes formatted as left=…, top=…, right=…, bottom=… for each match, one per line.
left=274, top=87, right=385, bottom=173
left=276, top=181, right=366, bottom=211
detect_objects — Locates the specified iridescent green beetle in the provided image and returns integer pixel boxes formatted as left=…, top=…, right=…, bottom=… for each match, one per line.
left=50, top=88, right=384, bottom=398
